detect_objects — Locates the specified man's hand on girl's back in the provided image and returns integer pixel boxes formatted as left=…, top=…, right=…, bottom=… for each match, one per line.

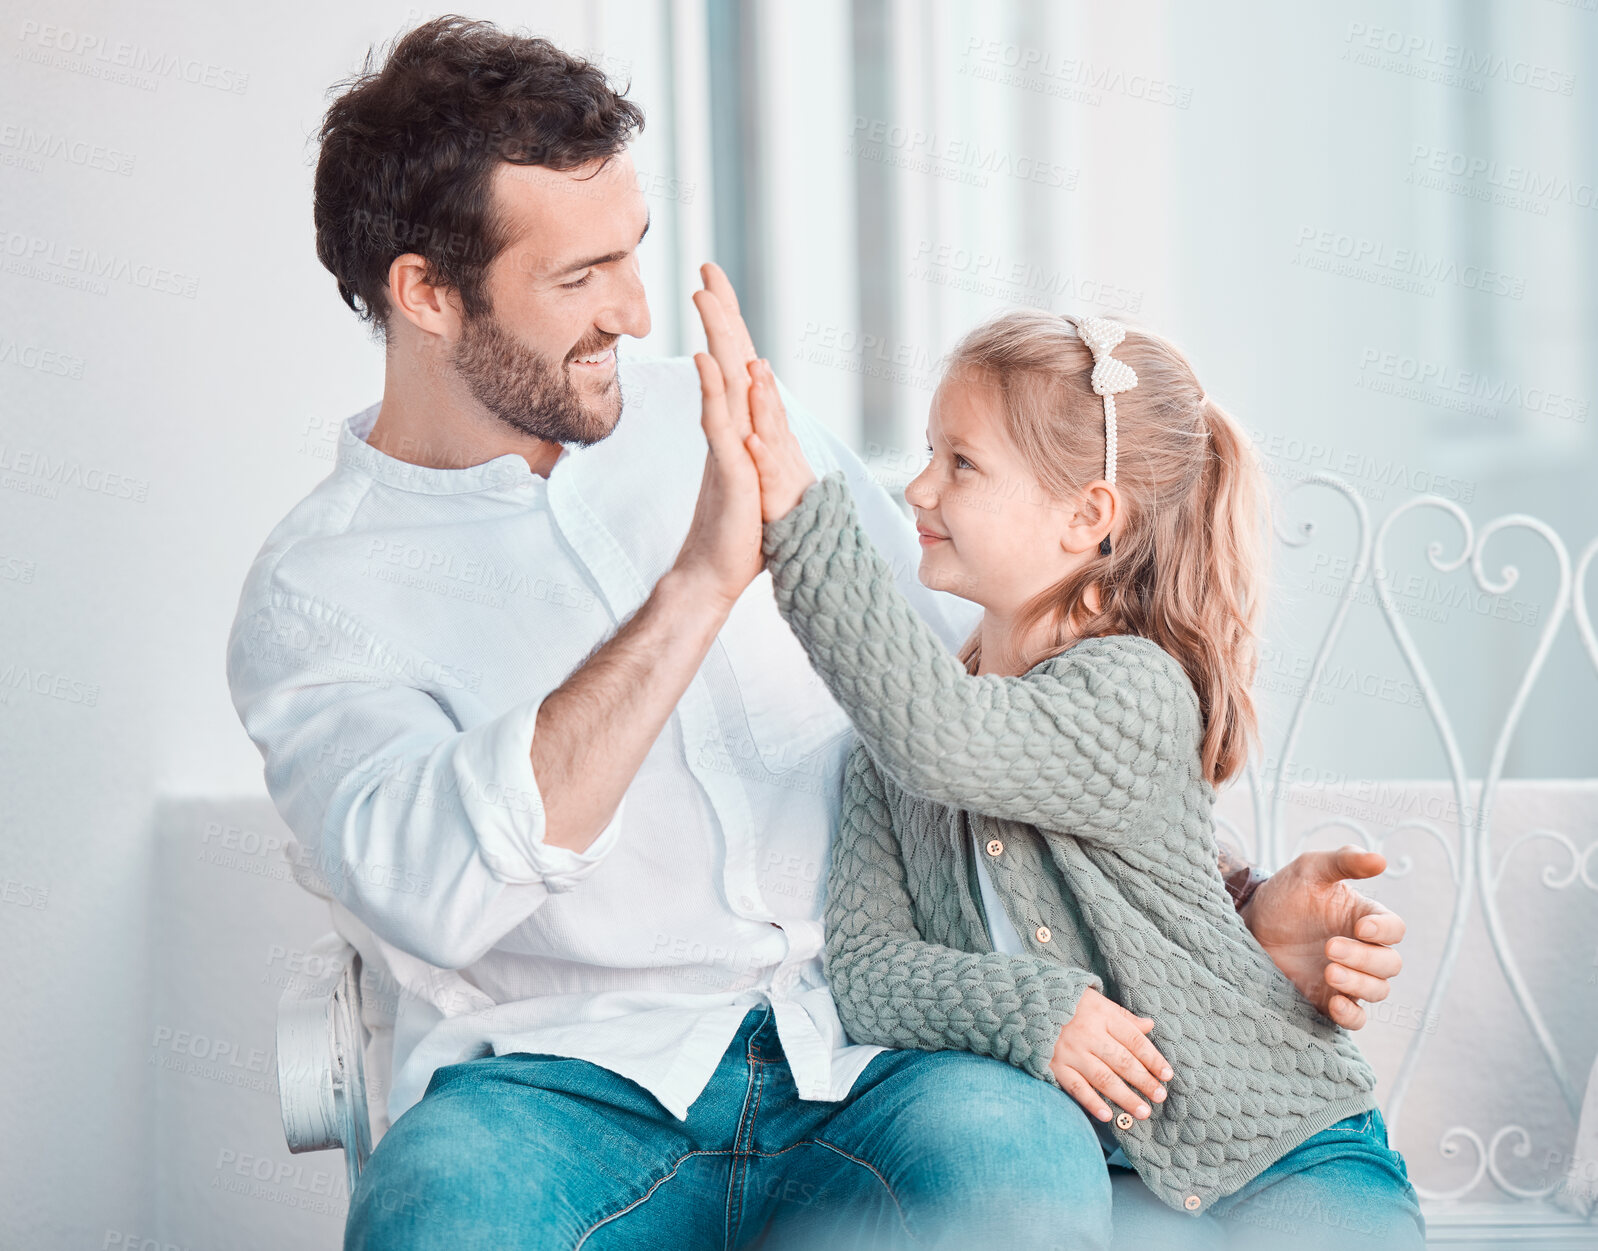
left=1240, top=845, right=1406, bottom=1030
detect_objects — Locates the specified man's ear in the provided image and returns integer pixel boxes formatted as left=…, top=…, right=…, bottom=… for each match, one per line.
left=1060, top=481, right=1119, bottom=555
left=388, top=253, right=464, bottom=339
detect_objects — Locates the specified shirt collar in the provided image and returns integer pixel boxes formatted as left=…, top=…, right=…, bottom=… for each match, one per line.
left=337, top=400, right=572, bottom=494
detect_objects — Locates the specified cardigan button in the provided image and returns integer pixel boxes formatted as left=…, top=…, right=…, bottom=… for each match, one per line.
left=1184, top=1195, right=1202, bottom=1211
left=1115, top=1111, right=1134, bottom=1130
left=985, top=838, right=1004, bottom=857
left=1035, top=925, right=1052, bottom=944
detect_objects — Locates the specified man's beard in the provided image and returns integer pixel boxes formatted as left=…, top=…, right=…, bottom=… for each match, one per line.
left=449, top=306, right=622, bottom=448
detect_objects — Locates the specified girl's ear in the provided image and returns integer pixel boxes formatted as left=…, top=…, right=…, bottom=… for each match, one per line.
left=1060, top=481, right=1119, bottom=555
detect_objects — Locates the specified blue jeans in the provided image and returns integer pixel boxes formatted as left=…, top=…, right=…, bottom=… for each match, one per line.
left=346, top=1004, right=1424, bottom=1250
left=346, top=1004, right=1112, bottom=1249
left=1103, top=1107, right=1426, bottom=1250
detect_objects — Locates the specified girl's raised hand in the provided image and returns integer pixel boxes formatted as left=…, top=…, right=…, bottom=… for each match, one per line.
left=745, top=358, right=817, bottom=524
left=1049, top=987, right=1173, bottom=1124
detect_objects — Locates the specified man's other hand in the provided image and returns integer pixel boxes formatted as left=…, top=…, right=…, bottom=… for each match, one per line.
left=1240, top=845, right=1405, bottom=1029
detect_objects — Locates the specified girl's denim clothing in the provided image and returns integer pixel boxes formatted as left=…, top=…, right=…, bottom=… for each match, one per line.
left=347, top=1003, right=1425, bottom=1251
left=1099, top=1105, right=1426, bottom=1250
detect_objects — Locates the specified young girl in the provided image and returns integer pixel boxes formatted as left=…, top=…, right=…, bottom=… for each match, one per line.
left=735, top=310, right=1423, bottom=1248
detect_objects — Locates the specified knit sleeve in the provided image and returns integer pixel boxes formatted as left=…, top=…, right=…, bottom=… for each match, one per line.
left=823, top=738, right=1101, bottom=1085
left=762, top=470, right=1200, bottom=843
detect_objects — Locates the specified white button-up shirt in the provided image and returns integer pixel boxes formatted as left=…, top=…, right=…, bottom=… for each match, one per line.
left=227, top=354, right=981, bottom=1126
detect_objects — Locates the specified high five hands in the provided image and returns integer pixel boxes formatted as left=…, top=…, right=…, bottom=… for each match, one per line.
left=672, top=263, right=817, bottom=611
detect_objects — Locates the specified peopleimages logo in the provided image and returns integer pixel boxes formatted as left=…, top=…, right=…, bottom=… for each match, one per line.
left=908, top=239, right=1144, bottom=313
left=1408, top=144, right=1598, bottom=214
left=16, top=20, right=250, bottom=94
left=0, top=226, right=199, bottom=298
left=1341, top=22, right=1575, bottom=96
left=848, top=117, right=1078, bottom=190
left=1293, top=226, right=1526, bottom=300
left=0, top=122, right=136, bottom=175
left=959, top=38, right=1195, bottom=109
left=1357, top=347, right=1588, bottom=425
left=1247, top=426, right=1477, bottom=504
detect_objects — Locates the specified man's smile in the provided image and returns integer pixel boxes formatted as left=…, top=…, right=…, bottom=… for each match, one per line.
left=570, top=346, right=617, bottom=373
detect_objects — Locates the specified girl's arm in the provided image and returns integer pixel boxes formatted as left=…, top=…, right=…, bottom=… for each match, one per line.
left=825, top=739, right=1101, bottom=1085
left=761, top=468, right=1202, bottom=843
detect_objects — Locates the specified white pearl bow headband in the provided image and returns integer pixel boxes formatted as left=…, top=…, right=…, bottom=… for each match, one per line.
left=1074, top=315, right=1137, bottom=488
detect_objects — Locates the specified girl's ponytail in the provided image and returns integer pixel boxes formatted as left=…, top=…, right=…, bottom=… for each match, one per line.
left=1185, top=396, right=1266, bottom=786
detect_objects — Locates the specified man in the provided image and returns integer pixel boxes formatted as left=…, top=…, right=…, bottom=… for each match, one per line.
left=227, top=17, right=1406, bottom=1249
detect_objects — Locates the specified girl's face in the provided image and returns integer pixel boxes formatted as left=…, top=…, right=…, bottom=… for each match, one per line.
left=905, top=376, right=1093, bottom=616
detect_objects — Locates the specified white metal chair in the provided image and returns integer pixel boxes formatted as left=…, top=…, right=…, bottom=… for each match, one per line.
left=276, top=932, right=371, bottom=1196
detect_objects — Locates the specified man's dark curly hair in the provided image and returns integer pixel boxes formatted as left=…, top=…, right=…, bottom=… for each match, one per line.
left=313, top=15, right=645, bottom=340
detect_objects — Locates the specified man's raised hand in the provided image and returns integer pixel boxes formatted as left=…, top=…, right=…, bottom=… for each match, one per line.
left=669, top=264, right=768, bottom=610
left=691, top=262, right=758, bottom=440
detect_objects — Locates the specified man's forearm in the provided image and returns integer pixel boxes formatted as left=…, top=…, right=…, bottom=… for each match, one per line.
left=534, top=568, right=733, bottom=853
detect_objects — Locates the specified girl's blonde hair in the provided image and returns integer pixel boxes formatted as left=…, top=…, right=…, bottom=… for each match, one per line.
left=944, top=308, right=1268, bottom=788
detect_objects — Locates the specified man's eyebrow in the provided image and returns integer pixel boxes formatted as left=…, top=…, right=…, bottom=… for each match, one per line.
left=550, top=213, right=651, bottom=279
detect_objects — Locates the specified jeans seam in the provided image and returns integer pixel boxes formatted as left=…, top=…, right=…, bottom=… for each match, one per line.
left=722, top=1026, right=769, bottom=1251
left=727, top=1057, right=769, bottom=1245
left=574, top=1148, right=730, bottom=1249
left=501, top=1139, right=915, bottom=1248
left=793, top=1138, right=912, bottom=1237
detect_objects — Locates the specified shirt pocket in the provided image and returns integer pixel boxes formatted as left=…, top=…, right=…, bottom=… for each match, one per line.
left=717, top=569, right=853, bottom=773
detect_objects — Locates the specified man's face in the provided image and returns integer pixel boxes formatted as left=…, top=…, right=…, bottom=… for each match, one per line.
left=451, top=150, right=652, bottom=447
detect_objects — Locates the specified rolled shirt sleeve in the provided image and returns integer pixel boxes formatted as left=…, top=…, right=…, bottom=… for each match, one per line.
left=227, top=590, right=621, bottom=969
left=461, top=692, right=625, bottom=887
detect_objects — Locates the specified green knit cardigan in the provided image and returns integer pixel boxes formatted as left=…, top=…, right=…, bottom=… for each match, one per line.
left=760, top=469, right=1379, bottom=1215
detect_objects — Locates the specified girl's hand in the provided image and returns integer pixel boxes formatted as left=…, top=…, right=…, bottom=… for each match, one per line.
left=1049, top=987, right=1173, bottom=1123
left=745, top=358, right=817, bottom=524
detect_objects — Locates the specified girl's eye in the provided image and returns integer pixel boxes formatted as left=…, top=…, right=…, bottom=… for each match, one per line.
left=925, top=443, right=973, bottom=471
left=561, top=273, right=593, bottom=290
